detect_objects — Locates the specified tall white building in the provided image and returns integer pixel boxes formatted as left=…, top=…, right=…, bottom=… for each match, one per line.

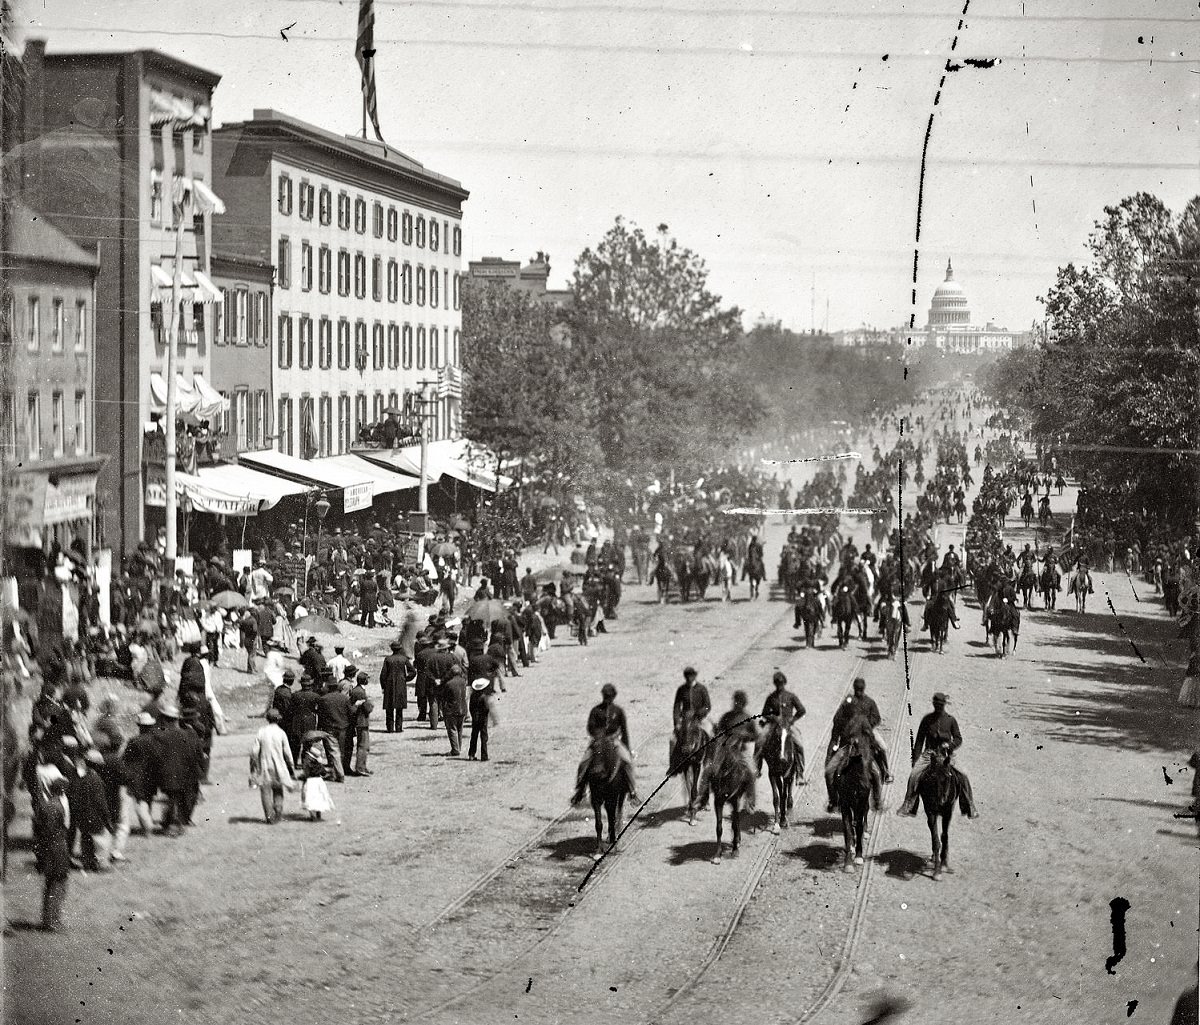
left=212, top=109, right=469, bottom=459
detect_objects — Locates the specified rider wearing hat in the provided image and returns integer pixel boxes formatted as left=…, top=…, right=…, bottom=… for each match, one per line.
left=825, top=677, right=891, bottom=812
left=572, top=683, right=639, bottom=805
left=756, top=671, right=805, bottom=779
left=672, top=667, right=713, bottom=739
left=897, top=692, right=978, bottom=817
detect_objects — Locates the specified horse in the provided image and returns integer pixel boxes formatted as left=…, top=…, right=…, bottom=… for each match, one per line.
left=1068, top=567, right=1092, bottom=613
left=919, top=558, right=938, bottom=600
left=650, top=549, right=674, bottom=604
left=743, top=545, right=766, bottom=600
left=1038, top=498, right=1052, bottom=527
left=925, top=590, right=953, bottom=654
left=582, top=735, right=629, bottom=857
left=669, top=714, right=708, bottom=825
left=709, top=737, right=755, bottom=864
left=536, top=594, right=572, bottom=641
left=674, top=549, right=697, bottom=603
left=1017, top=563, right=1038, bottom=609
left=793, top=585, right=823, bottom=648
left=1020, top=495, right=1035, bottom=527
left=690, top=548, right=715, bottom=601
left=986, top=596, right=1020, bottom=657
left=918, top=742, right=959, bottom=879
left=716, top=551, right=735, bottom=602
left=1164, top=576, right=1181, bottom=618
left=829, top=729, right=873, bottom=871
left=831, top=584, right=859, bottom=649
left=1039, top=563, right=1061, bottom=611
left=759, top=715, right=802, bottom=835
left=573, top=593, right=595, bottom=645
left=879, top=595, right=904, bottom=658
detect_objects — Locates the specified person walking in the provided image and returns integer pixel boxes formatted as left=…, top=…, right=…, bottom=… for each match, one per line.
left=111, top=712, right=160, bottom=860
left=440, top=664, right=469, bottom=758
left=238, top=608, right=259, bottom=674
left=380, top=641, right=413, bottom=732
left=155, top=704, right=202, bottom=837
left=36, top=777, right=71, bottom=931
left=467, top=675, right=495, bottom=762
left=359, top=572, right=379, bottom=628
left=250, top=708, right=297, bottom=824
left=316, top=679, right=353, bottom=779
left=348, top=672, right=374, bottom=776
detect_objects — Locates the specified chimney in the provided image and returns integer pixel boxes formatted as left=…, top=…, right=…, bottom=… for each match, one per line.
left=21, top=39, right=46, bottom=205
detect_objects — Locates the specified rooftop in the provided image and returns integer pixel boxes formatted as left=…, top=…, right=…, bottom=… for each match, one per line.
left=216, top=108, right=468, bottom=199
left=34, top=42, right=221, bottom=88
left=8, top=200, right=99, bottom=268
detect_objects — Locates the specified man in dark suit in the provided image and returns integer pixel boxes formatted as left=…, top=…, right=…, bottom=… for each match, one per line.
left=430, top=638, right=468, bottom=756
left=154, top=704, right=203, bottom=837
left=572, top=683, right=639, bottom=804
left=36, top=777, right=71, bottom=930
left=266, top=669, right=295, bottom=747
left=413, top=636, right=440, bottom=729
left=178, top=643, right=207, bottom=706
left=299, top=637, right=327, bottom=680
left=316, top=680, right=353, bottom=778
left=347, top=671, right=372, bottom=775
left=379, top=641, right=412, bottom=732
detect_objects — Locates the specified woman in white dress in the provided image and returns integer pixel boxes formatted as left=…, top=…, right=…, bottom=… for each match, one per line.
left=298, top=736, right=335, bottom=821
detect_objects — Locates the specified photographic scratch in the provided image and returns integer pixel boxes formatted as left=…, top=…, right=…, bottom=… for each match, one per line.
left=280, top=21, right=297, bottom=41
left=1106, top=898, right=1131, bottom=974
left=946, top=57, right=1001, bottom=72
left=1104, top=592, right=1146, bottom=663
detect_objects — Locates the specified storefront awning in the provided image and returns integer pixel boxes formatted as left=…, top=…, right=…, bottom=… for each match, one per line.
left=357, top=447, right=440, bottom=484
left=237, top=449, right=375, bottom=513
left=320, top=455, right=420, bottom=497
left=149, top=372, right=229, bottom=424
left=151, top=264, right=223, bottom=306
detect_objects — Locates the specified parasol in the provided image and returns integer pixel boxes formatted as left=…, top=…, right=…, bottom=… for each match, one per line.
left=210, top=590, right=250, bottom=610
left=452, top=516, right=471, bottom=530
left=464, top=599, right=509, bottom=625
left=432, top=542, right=458, bottom=558
left=292, top=614, right=341, bottom=635
left=272, top=585, right=295, bottom=598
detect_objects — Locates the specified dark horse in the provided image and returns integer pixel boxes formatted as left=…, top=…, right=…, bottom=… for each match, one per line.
left=1017, top=562, right=1038, bottom=609
left=582, top=735, right=629, bottom=858
left=743, top=545, right=766, bottom=600
left=878, top=595, right=904, bottom=659
left=918, top=742, right=959, bottom=879
left=1039, top=563, right=1061, bottom=611
left=831, top=584, right=858, bottom=649
left=829, top=728, right=873, bottom=871
left=709, top=738, right=755, bottom=864
left=986, top=596, right=1020, bottom=657
left=650, top=548, right=674, bottom=604
left=925, top=590, right=954, bottom=654
left=794, top=585, right=823, bottom=648
left=760, top=715, right=802, bottom=834
left=669, top=714, right=708, bottom=825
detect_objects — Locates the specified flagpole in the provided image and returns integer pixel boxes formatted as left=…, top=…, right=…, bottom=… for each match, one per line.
left=362, top=96, right=367, bottom=139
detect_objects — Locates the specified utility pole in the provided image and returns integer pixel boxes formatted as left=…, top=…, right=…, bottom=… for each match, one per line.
left=163, top=184, right=185, bottom=575
left=415, top=377, right=439, bottom=514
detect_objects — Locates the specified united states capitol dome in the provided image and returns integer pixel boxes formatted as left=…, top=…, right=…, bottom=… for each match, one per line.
left=927, top=259, right=971, bottom=328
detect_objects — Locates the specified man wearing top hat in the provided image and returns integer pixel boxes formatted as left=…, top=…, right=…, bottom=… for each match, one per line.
left=380, top=641, right=413, bottom=732
left=299, top=636, right=327, bottom=680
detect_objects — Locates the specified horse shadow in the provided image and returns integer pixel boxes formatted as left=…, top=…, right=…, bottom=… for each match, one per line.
left=784, top=841, right=843, bottom=871
left=774, top=644, right=804, bottom=654
left=541, top=835, right=602, bottom=861
left=667, top=841, right=717, bottom=865
left=636, top=805, right=690, bottom=830
left=809, top=816, right=844, bottom=838
left=873, top=847, right=931, bottom=880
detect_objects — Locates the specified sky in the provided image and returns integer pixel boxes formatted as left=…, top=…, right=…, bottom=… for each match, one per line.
left=14, top=0, right=1199, bottom=332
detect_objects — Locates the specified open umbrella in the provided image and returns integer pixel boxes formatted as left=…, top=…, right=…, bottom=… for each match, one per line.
left=272, top=585, right=295, bottom=598
left=539, top=496, right=559, bottom=508
left=210, top=590, right=250, bottom=610
left=383, top=405, right=402, bottom=416
left=292, top=614, right=340, bottom=635
left=432, top=542, right=458, bottom=558
left=452, top=516, right=471, bottom=530
left=464, top=598, right=509, bottom=625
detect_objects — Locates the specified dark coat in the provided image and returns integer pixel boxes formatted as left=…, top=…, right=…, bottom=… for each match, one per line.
left=672, top=682, right=712, bottom=726
left=179, top=655, right=207, bottom=699
left=34, top=798, right=71, bottom=880
left=440, top=676, right=469, bottom=718
left=299, top=647, right=327, bottom=679
left=120, top=731, right=162, bottom=802
left=348, top=684, right=372, bottom=727
left=379, top=652, right=412, bottom=710
left=359, top=576, right=379, bottom=613
left=316, top=689, right=351, bottom=734
left=290, top=688, right=321, bottom=737
left=586, top=702, right=631, bottom=748
left=155, top=725, right=202, bottom=792
left=68, top=767, right=114, bottom=835
left=271, top=685, right=294, bottom=731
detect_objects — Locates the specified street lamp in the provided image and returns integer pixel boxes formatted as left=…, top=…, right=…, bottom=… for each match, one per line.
left=313, top=491, right=331, bottom=563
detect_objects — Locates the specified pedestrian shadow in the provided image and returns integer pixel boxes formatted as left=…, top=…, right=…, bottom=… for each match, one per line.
left=783, top=841, right=842, bottom=871
left=6, top=920, right=48, bottom=933
left=227, top=816, right=269, bottom=825
left=667, top=841, right=717, bottom=865
left=774, top=644, right=804, bottom=654
left=872, top=847, right=930, bottom=880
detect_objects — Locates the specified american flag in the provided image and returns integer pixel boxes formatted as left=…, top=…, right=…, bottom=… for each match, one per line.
left=356, top=0, right=385, bottom=143
left=438, top=364, right=463, bottom=400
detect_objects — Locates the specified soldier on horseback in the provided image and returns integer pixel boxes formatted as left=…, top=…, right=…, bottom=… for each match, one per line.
left=672, top=667, right=713, bottom=741
left=572, top=683, right=639, bottom=805
left=897, top=693, right=978, bottom=818
left=696, top=690, right=758, bottom=809
left=825, top=677, right=892, bottom=813
left=755, top=671, right=805, bottom=780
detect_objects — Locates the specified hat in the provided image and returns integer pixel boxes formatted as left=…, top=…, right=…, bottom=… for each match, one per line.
left=445, top=617, right=462, bottom=630
left=732, top=689, right=748, bottom=708
left=282, top=669, right=296, bottom=683
left=306, top=636, right=319, bottom=646
left=334, top=646, right=345, bottom=653
left=343, top=665, right=358, bottom=678
left=356, top=671, right=369, bottom=684
left=931, top=692, right=949, bottom=704
left=435, top=638, right=451, bottom=650
left=390, top=640, right=405, bottom=650
left=852, top=676, right=866, bottom=691
left=158, top=702, right=180, bottom=719
left=471, top=677, right=491, bottom=691
left=683, top=666, right=697, bottom=679
left=772, top=670, right=787, bottom=687
left=601, top=683, right=617, bottom=699
left=136, top=711, right=157, bottom=727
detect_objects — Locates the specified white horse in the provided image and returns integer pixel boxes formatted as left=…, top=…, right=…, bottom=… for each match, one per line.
left=717, top=551, right=735, bottom=602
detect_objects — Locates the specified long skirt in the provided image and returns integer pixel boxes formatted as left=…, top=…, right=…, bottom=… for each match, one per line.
left=301, top=776, right=335, bottom=815
left=1179, top=675, right=1200, bottom=709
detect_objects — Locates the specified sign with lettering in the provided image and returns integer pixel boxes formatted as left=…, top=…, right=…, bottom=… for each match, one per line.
left=343, top=482, right=373, bottom=513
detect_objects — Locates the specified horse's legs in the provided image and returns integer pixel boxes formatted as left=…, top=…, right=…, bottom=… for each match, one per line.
left=927, top=811, right=940, bottom=869
left=941, top=811, right=952, bottom=871
left=607, top=796, right=619, bottom=846
left=842, top=808, right=854, bottom=871
left=713, top=797, right=724, bottom=863
left=855, top=805, right=867, bottom=863
left=730, top=803, right=741, bottom=856
left=593, top=798, right=604, bottom=856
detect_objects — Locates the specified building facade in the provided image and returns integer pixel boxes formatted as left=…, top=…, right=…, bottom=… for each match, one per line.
left=466, top=252, right=572, bottom=306
left=212, top=110, right=469, bottom=461
left=210, top=250, right=274, bottom=455
left=16, top=41, right=226, bottom=554
left=3, top=201, right=106, bottom=551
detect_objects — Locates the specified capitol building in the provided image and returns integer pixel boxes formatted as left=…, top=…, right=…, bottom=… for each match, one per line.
left=832, top=259, right=1030, bottom=353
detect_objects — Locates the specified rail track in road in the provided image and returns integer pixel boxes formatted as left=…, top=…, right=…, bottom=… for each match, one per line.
left=408, top=571, right=803, bottom=1022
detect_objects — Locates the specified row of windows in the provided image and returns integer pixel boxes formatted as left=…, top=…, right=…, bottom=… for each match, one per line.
left=151, top=300, right=209, bottom=350
left=214, top=388, right=270, bottom=451
left=276, top=314, right=460, bottom=372
left=277, top=239, right=462, bottom=309
left=276, top=392, right=456, bottom=457
left=277, top=173, right=462, bottom=255
left=5, top=295, right=88, bottom=354
left=215, top=287, right=270, bottom=346
left=2, top=390, right=88, bottom=461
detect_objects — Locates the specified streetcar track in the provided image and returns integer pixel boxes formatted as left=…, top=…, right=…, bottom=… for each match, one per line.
left=647, top=655, right=867, bottom=1024
left=408, top=566, right=804, bottom=1022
